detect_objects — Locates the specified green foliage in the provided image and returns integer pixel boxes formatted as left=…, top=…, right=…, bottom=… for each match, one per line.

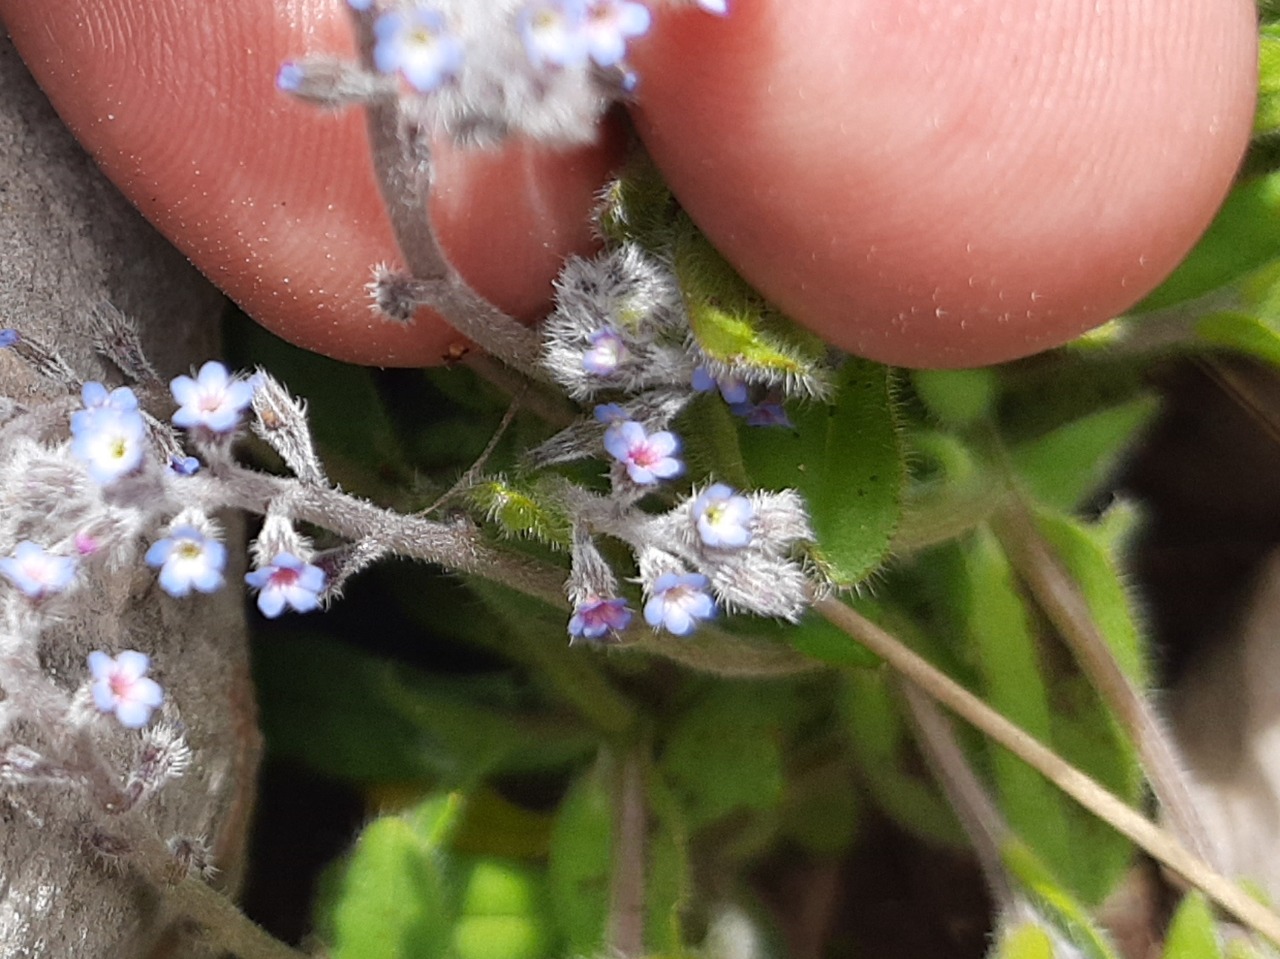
left=962, top=529, right=1075, bottom=884
left=674, top=224, right=833, bottom=398
left=659, top=684, right=790, bottom=830
left=1257, top=26, right=1280, bottom=137
left=467, top=477, right=573, bottom=550
left=1001, top=842, right=1122, bottom=959
left=1008, top=396, right=1159, bottom=512
left=911, top=368, right=999, bottom=428
left=739, top=359, right=904, bottom=586
left=841, top=668, right=966, bottom=847
left=989, top=923, right=1055, bottom=959
left=321, top=795, right=461, bottom=959
left=547, top=764, right=613, bottom=956
left=1162, top=893, right=1224, bottom=959
left=254, top=634, right=594, bottom=785
left=1134, top=169, right=1280, bottom=313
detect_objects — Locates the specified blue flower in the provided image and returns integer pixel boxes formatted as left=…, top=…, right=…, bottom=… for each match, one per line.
left=245, top=552, right=326, bottom=618
left=373, top=6, right=465, bottom=93
left=691, top=483, right=754, bottom=548
left=348, top=0, right=374, bottom=10
left=568, top=596, right=633, bottom=640
left=0, top=542, right=76, bottom=599
left=70, top=390, right=148, bottom=486
left=593, top=402, right=627, bottom=424
left=603, top=421, right=683, bottom=485
left=169, top=455, right=201, bottom=476
left=644, top=572, right=716, bottom=636
left=0, top=329, right=18, bottom=348
left=519, top=0, right=590, bottom=68
left=170, top=361, right=255, bottom=433
left=276, top=62, right=305, bottom=92
left=145, top=526, right=227, bottom=598
left=691, top=366, right=748, bottom=405
left=582, top=328, right=628, bottom=376
left=731, top=399, right=792, bottom=428
left=583, top=0, right=651, bottom=68
left=88, top=650, right=163, bottom=728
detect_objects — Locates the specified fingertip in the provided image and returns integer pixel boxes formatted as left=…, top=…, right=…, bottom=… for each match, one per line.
left=633, top=0, right=1258, bottom=367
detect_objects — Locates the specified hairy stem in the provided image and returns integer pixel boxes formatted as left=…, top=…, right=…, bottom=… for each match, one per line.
left=165, top=877, right=311, bottom=959
left=990, top=502, right=1218, bottom=870
left=346, top=5, right=545, bottom=377
left=815, top=597, right=1280, bottom=946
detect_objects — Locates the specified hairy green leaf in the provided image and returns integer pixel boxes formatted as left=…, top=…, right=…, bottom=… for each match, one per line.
left=740, top=359, right=904, bottom=586
left=1163, top=892, right=1224, bottom=959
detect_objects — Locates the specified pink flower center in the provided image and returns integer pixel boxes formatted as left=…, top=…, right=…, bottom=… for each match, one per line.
left=631, top=443, right=660, bottom=467
left=271, top=567, right=300, bottom=588
left=109, top=672, right=131, bottom=699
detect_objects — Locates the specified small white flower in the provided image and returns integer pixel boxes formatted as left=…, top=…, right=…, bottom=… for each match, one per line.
left=145, top=526, right=226, bottom=597
left=88, top=650, right=164, bottom=728
left=0, top=542, right=76, bottom=599
left=170, top=361, right=255, bottom=433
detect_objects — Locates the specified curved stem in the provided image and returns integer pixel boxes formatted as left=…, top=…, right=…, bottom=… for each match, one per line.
left=815, top=597, right=1280, bottom=947
left=165, top=877, right=311, bottom=959
left=346, top=5, right=544, bottom=377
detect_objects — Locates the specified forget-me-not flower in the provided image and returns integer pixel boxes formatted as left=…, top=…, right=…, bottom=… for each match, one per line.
left=373, top=6, right=465, bottom=93
left=70, top=388, right=148, bottom=485
left=691, top=483, right=754, bottom=548
left=0, top=329, right=17, bottom=348
left=644, top=572, right=716, bottom=636
left=692, top=366, right=749, bottom=406
left=519, top=0, right=590, bottom=68
left=582, top=328, right=628, bottom=376
left=604, top=421, right=683, bottom=485
left=245, top=552, right=326, bottom=618
left=583, top=0, right=651, bottom=68
left=145, top=526, right=227, bottom=598
left=88, top=650, right=164, bottom=728
left=0, top=542, right=76, bottom=599
left=170, top=361, right=255, bottom=433
left=568, top=596, right=632, bottom=640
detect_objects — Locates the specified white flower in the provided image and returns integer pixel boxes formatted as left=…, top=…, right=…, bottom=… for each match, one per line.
left=0, top=542, right=76, bottom=598
left=170, top=361, right=255, bottom=433
left=88, top=650, right=164, bottom=728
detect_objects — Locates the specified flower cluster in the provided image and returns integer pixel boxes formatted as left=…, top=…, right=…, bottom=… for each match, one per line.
left=279, top=0, right=728, bottom=148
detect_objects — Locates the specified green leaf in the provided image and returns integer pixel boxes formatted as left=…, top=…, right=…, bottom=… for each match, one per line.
left=1257, top=26, right=1280, bottom=136
left=646, top=780, right=692, bottom=954
left=1002, top=841, right=1122, bottom=959
left=1034, top=509, right=1149, bottom=688
left=597, top=153, right=680, bottom=254
left=674, top=224, right=832, bottom=398
left=911, top=368, right=999, bottom=428
left=323, top=795, right=461, bottom=959
left=255, top=634, right=594, bottom=785
left=548, top=765, right=612, bottom=956
left=1196, top=310, right=1280, bottom=367
left=1133, top=170, right=1280, bottom=312
left=990, top=923, right=1055, bottom=959
left=452, top=857, right=556, bottom=959
left=660, top=684, right=790, bottom=830
left=841, top=668, right=965, bottom=847
left=1162, top=892, right=1224, bottom=959
left=740, top=359, right=904, bottom=586
left=962, top=529, right=1074, bottom=886
left=1008, top=396, right=1159, bottom=512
